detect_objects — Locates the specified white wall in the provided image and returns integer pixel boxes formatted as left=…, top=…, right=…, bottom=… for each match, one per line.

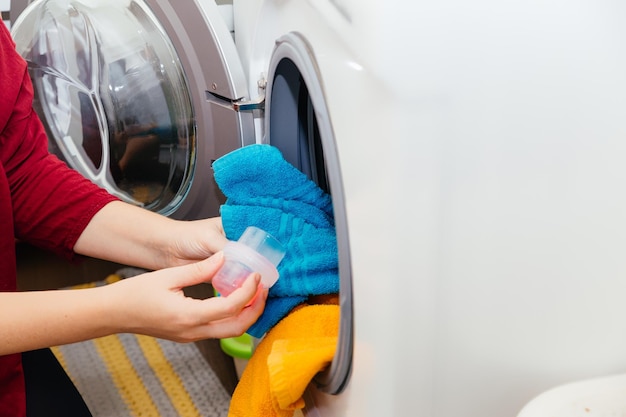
left=1, top=0, right=10, bottom=27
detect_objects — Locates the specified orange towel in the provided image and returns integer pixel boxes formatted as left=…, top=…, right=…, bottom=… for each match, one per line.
left=228, top=304, right=340, bottom=417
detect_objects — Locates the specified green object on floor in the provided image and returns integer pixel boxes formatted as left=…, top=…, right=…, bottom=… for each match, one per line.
left=220, top=333, right=253, bottom=359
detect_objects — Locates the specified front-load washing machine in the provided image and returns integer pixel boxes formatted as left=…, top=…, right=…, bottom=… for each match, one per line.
left=10, top=1, right=626, bottom=417
left=10, top=0, right=355, bottom=413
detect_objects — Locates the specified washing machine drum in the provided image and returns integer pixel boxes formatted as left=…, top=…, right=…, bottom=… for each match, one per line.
left=12, top=0, right=195, bottom=214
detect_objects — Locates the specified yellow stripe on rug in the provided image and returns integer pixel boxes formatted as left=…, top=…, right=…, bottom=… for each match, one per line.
left=64, top=274, right=121, bottom=289
left=136, top=334, right=201, bottom=417
left=50, top=273, right=232, bottom=417
left=94, top=334, right=160, bottom=416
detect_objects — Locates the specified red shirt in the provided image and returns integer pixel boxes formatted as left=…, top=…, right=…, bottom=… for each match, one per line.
left=0, top=23, right=118, bottom=416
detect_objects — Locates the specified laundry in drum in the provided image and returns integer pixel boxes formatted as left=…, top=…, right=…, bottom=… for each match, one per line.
left=212, top=144, right=339, bottom=338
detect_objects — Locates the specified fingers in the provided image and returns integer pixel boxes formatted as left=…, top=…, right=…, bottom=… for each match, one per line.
left=165, top=217, right=228, bottom=268
left=168, top=252, right=225, bottom=288
left=224, top=272, right=263, bottom=306
left=189, top=284, right=268, bottom=340
left=186, top=217, right=228, bottom=254
left=179, top=273, right=266, bottom=339
left=116, top=256, right=267, bottom=342
left=206, top=216, right=225, bottom=237
left=205, top=217, right=228, bottom=251
left=201, top=272, right=262, bottom=319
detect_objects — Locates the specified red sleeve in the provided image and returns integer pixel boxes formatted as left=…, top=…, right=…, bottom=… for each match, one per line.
left=0, top=24, right=119, bottom=260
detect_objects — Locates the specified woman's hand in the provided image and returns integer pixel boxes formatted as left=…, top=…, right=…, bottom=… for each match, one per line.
left=74, top=201, right=230, bottom=271
left=162, top=217, right=230, bottom=268
left=0, top=252, right=266, bottom=355
left=104, top=252, right=266, bottom=341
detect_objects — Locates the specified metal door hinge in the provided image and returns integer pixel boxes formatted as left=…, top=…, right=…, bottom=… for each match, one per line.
left=206, top=75, right=266, bottom=111
left=232, top=96, right=265, bottom=111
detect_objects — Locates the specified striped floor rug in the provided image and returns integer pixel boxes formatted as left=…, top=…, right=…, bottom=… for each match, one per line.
left=51, top=273, right=231, bottom=417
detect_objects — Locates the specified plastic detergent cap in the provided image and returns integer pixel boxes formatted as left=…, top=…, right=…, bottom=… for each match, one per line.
left=237, top=226, right=286, bottom=266
left=211, top=226, right=286, bottom=297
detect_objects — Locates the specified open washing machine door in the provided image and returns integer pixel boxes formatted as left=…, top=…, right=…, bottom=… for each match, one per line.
left=11, top=0, right=255, bottom=219
left=264, top=32, right=353, bottom=397
left=259, top=32, right=354, bottom=412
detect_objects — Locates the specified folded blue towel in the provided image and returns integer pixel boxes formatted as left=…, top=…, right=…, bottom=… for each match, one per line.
left=212, top=144, right=339, bottom=337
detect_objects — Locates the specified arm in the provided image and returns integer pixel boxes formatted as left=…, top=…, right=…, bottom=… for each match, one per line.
left=0, top=25, right=266, bottom=356
left=73, top=200, right=229, bottom=270
left=0, top=253, right=267, bottom=356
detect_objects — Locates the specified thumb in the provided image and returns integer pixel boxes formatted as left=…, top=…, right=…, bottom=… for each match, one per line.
left=170, top=252, right=225, bottom=288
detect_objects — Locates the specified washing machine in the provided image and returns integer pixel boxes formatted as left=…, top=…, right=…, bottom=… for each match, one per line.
left=9, top=0, right=357, bottom=414
left=10, top=1, right=626, bottom=417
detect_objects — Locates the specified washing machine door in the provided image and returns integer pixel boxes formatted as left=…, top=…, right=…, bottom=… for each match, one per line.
left=11, top=0, right=254, bottom=219
left=264, top=32, right=353, bottom=396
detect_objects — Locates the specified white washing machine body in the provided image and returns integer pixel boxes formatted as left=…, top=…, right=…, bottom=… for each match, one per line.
left=235, top=2, right=626, bottom=416
left=10, top=1, right=626, bottom=417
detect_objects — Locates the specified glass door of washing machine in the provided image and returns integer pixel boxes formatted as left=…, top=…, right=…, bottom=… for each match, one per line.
left=11, top=0, right=254, bottom=220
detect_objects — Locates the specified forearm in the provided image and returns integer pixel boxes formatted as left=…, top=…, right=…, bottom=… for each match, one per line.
left=0, top=287, right=118, bottom=355
left=0, top=255, right=267, bottom=356
left=73, top=200, right=177, bottom=270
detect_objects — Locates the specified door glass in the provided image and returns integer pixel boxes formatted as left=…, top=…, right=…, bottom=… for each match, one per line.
left=11, top=0, right=195, bottom=214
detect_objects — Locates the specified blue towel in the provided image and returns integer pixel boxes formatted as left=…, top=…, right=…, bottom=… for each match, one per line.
left=212, top=144, right=339, bottom=337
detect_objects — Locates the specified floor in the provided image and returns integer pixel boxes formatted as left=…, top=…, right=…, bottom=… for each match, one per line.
left=15, top=241, right=240, bottom=394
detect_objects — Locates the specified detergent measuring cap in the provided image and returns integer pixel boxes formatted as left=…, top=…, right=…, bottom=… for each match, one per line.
left=212, top=226, right=286, bottom=297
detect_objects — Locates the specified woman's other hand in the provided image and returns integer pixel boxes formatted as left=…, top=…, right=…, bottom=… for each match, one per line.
left=104, top=252, right=266, bottom=341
